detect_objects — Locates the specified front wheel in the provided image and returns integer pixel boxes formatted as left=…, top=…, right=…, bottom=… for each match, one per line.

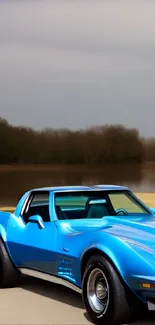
left=82, top=255, right=133, bottom=325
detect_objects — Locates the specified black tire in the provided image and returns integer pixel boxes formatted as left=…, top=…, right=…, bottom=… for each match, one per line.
left=0, top=239, right=20, bottom=288
left=82, top=255, right=133, bottom=325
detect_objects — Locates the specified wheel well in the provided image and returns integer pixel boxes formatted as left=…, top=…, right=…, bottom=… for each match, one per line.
left=0, top=235, right=5, bottom=247
left=81, top=248, right=127, bottom=286
left=81, top=248, right=116, bottom=278
left=0, top=236, right=15, bottom=267
left=81, top=248, right=138, bottom=304
left=0, top=236, right=5, bottom=247
left=0, top=236, right=6, bottom=266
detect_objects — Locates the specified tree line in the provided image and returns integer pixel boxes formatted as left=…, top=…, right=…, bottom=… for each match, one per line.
left=0, top=117, right=154, bottom=165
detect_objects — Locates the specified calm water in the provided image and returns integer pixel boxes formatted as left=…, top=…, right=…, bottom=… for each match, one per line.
left=0, top=165, right=155, bottom=206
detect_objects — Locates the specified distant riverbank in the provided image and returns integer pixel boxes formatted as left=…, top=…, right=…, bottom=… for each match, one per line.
left=0, top=164, right=155, bottom=206
left=0, top=162, right=154, bottom=172
left=136, top=192, right=155, bottom=207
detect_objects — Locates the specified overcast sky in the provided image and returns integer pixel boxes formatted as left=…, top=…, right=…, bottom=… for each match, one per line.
left=0, top=0, right=155, bottom=136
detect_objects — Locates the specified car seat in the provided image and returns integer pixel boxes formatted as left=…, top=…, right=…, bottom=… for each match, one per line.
left=85, top=197, right=109, bottom=219
left=55, top=206, right=68, bottom=220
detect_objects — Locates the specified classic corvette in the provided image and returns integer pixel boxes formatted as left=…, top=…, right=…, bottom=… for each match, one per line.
left=1, top=185, right=155, bottom=324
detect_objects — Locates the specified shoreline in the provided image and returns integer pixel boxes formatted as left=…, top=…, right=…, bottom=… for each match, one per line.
left=0, top=162, right=154, bottom=172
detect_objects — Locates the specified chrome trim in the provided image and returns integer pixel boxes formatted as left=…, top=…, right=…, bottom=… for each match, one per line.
left=38, top=219, right=45, bottom=229
left=87, top=268, right=109, bottom=314
left=19, top=268, right=82, bottom=294
left=147, top=301, right=155, bottom=311
left=20, top=194, right=31, bottom=216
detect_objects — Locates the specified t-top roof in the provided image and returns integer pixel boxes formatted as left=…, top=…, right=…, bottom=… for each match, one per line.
left=31, top=185, right=129, bottom=193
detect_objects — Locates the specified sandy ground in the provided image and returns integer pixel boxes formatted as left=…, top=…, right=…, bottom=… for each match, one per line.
left=0, top=275, right=155, bottom=325
left=0, top=193, right=155, bottom=324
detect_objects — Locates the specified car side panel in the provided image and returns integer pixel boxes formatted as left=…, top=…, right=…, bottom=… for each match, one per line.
left=6, top=212, right=60, bottom=274
left=55, top=220, right=155, bottom=293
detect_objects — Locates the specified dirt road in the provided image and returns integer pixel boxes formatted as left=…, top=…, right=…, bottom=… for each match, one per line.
left=0, top=275, right=155, bottom=325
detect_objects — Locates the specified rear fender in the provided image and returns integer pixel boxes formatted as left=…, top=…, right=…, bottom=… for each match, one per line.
left=0, top=211, right=12, bottom=242
left=0, top=225, right=7, bottom=242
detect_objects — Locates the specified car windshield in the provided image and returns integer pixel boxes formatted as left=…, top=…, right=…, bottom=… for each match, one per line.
left=54, top=190, right=152, bottom=220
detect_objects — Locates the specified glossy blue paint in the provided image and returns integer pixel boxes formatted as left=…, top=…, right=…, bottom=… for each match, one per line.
left=28, top=215, right=45, bottom=229
left=150, top=208, right=155, bottom=215
left=6, top=214, right=58, bottom=273
left=0, top=185, right=155, bottom=304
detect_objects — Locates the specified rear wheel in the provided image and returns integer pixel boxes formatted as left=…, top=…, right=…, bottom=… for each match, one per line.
left=0, top=239, right=20, bottom=288
left=82, top=255, right=133, bottom=325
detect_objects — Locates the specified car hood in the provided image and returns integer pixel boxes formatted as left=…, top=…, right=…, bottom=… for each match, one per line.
left=102, top=215, right=155, bottom=251
left=59, top=215, right=155, bottom=250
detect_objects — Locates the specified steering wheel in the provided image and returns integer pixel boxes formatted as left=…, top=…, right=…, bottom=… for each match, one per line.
left=116, top=208, right=128, bottom=216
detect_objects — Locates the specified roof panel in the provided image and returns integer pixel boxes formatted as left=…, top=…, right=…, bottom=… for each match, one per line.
left=30, top=185, right=128, bottom=193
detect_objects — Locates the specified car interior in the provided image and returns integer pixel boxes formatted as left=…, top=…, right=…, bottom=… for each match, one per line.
left=22, top=204, right=50, bottom=223
left=22, top=196, right=110, bottom=223
left=55, top=196, right=110, bottom=220
left=21, top=190, right=150, bottom=224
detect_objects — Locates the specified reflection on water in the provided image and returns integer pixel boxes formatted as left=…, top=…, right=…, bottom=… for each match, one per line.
left=0, top=165, right=155, bottom=206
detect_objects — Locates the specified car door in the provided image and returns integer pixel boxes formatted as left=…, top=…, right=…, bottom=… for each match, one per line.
left=6, top=191, right=58, bottom=275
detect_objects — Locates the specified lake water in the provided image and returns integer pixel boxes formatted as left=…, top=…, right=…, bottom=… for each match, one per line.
left=0, top=165, right=155, bottom=206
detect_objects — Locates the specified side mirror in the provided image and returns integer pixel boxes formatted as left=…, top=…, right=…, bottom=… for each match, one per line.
left=28, top=215, right=45, bottom=229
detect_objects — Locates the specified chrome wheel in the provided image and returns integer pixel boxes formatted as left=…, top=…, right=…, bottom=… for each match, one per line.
left=87, top=268, right=109, bottom=314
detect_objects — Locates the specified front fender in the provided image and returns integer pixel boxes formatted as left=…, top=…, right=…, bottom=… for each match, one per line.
left=96, top=240, right=155, bottom=278
left=81, top=242, right=155, bottom=304
left=81, top=233, right=155, bottom=296
left=81, top=238, right=131, bottom=282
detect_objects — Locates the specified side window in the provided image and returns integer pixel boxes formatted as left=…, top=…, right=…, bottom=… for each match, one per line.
left=22, top=192, right=50, bottom=223
left=30, top=193, right=49, bottom=207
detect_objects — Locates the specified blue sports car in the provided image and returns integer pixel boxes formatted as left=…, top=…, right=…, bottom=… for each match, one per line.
left=1, top=185, right=155, bottom=324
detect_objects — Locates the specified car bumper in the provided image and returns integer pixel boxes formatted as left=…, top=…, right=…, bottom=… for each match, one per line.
left=127, top=274, right=155, bottom=308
